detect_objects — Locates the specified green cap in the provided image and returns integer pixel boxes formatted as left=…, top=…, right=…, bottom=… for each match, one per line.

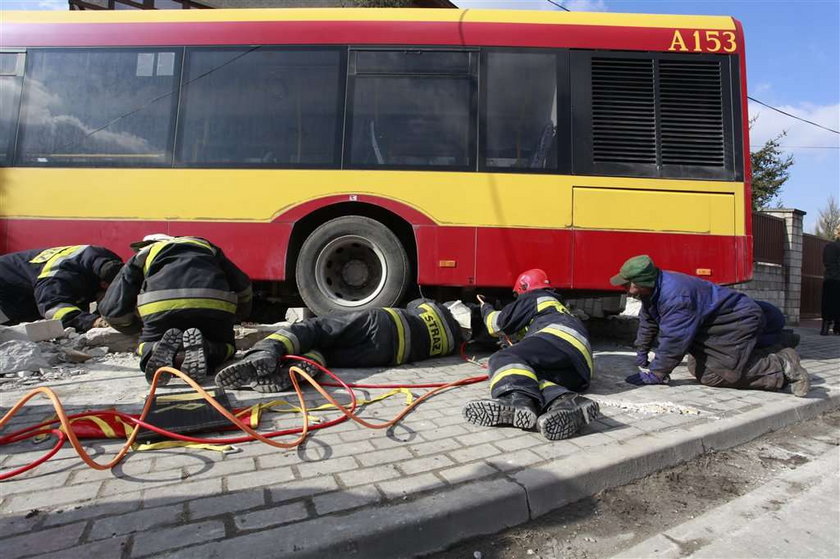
left=610, top=255, right=659, bottom=287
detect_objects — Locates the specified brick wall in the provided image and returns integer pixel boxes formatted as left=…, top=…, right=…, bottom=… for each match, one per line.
left=732, top=262, right=785, bottom=310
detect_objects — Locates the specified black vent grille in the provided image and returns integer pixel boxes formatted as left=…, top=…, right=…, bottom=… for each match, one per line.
left=591, top=57, right=726, bottom=169
left=660, top=60, right=724, bottom=167
left=591, top=58, right=655, bottom=164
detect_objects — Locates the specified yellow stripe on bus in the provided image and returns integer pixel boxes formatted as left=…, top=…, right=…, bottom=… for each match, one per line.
left=0, top=169, right=746, bottom=236
left=2, top=9, right=737, bottom=31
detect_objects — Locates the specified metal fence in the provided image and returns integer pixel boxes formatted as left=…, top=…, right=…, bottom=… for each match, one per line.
left=801, top=233, right=830, bottom=318
left=752, top=212, right=785, bottom=265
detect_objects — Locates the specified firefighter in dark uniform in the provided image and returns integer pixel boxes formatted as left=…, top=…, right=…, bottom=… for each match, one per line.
left=463, top=269, right=599, bottom=441
left=98, top=235, right=252, bottom=384
left=0, top=245, right=122, bottom=332
left=614, top=255, right=810, bottom=396
left=215, top=299, right=469, bottom=393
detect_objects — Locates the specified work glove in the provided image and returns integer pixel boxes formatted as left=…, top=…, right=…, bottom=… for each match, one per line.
left=625, top=367, right=669, bottom=386
left=634, top=351, right=650, bottom=368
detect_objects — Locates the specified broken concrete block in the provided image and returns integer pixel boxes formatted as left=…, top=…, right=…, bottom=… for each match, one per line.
left=0, top=325, right=29, bottom=343
left=24, top=319, right=66, bottom=342
left=234, top=322, right=287, bottom=350
left=285, top=307, right=314, bottom=323
left=84, top=327, right=139, bottom=353
left=0, top=340, right=50, bottom=374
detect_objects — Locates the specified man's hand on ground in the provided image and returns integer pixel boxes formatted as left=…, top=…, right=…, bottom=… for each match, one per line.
left=92, top=317, right=109, bottom=328
left=625, top=368, right=669, bottom=386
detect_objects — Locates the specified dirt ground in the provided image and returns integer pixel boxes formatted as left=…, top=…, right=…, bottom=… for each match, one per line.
left=432, top=410, right=840, bottom=559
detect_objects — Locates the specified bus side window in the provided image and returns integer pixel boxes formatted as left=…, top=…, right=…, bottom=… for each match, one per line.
left=483, top=50, right=559, bottom=171
left=347, top=50, right=476, bottom=171
left=176, top=47, right=343, bottom=168
left=0, top=52, right=24, bottom=166
left=16, top=48, right=180, bottom=167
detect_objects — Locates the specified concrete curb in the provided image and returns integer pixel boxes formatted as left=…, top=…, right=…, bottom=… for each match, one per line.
left=160, top=385, right=840, bottom=558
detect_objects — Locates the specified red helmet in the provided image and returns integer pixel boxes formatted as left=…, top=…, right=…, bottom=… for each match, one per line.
left=513, top=268, right=551, bottom=295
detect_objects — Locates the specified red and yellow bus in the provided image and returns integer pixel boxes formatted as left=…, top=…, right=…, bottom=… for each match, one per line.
left=0, top=8, right=751, bottom=315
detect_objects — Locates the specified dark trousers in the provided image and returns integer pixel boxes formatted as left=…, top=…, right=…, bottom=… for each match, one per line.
left=252, top=310, right=396, bottom=368
left=487, top=334, right=589, bottom=409
left=687, top=304, right=785, bottom=391
left=822, top=278, right=840, bottom=322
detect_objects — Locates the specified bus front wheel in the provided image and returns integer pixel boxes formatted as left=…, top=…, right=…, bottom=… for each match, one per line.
left=295, top=216, right=410, bottom=316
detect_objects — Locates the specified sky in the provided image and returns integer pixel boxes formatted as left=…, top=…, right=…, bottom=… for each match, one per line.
left=2, top=0, right=839, bottom=232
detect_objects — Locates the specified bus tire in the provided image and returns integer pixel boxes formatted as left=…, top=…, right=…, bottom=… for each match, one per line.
left=295, top=216, right=410, bottom=316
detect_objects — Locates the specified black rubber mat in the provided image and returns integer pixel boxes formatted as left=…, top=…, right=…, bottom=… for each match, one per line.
left=135, top=388, right=234, bottom=443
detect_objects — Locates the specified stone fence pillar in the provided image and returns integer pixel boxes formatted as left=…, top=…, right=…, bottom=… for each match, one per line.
left=764, top=208, right=805, bottom=325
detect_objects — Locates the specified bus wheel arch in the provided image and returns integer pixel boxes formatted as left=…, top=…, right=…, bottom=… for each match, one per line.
left=288, top=204, right=417, bottom=316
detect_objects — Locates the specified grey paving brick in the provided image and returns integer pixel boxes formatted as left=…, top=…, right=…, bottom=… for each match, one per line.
left=487, top=449, right=545, bottom=471
left=418, top=424, right=469, bottom=439
left=142, top=477, right=222, bottom=507
left=355, top=446, right=413, bottom=467
left=314, top=485, right=381, bottom=515
left=406, top=437, right=463, bottom=456
left=336, top=463, right=402, bottom=487
left=2, top=520, right=85, bottom=559
left=0, top=513, right=40, bottom=539
left=150, top=451, right=223, bottom=472
left=378, top=472, right=445, bottom=500
left=35, top=536, right=130, bottom=559
left=182, top=455, right=256, bottom=479
left=41, top=498, right=141, bottom=528
left=188, top=487, right=266, bottom=520
left=89, top=503, right=183, bottom=540
left=433, top=413, right=468, bottom=427
left=1, top=470, right=74, bottom=496
left=226, top=466, right=296, bottom=492
left=493, top=433, right=543, bottom=452
left=99, top=474, right=180, bottom=498
left=255, top=449, right=308, bottom=469
left=448, top=442, right=500, bottom=464
left=3, top=480, right=102, bottom=513
left=131, top=520, right=226, bottom=557
left=455, top=429, right=507, bottom=446
left=234, top=501, right=309, bottom=531
left=531, top=441, right=580, bottom=461
left=438, top=462, right=498, bottom=484
left=398, top=453, right=457, bottom=476
left=368, top=433, right=415, bottom=449
left=296, top=455, right=359, bottom=478
left=268, top=475, right=341, bottom=503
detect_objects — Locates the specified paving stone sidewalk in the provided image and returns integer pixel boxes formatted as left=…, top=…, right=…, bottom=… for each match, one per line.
left=1, top=329, right=838, bottom=558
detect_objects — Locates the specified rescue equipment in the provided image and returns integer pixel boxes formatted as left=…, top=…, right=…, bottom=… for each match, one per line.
left=1, top=346, right=489, bottom=480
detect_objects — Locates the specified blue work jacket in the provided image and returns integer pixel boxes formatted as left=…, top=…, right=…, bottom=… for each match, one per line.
left=636, top=270, right=761, bottom=376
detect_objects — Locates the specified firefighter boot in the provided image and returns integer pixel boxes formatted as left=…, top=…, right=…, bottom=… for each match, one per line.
left=245, top=359, right=318, bottom=394
left=536, top=392, right=600, bottom=441
left=181, top=328, right=210, bottom=381
left=777, top=347, right=811, bottom=397
left=462, top=391, right=540, bottom=431
left=214, top=350, right=278, bottom=390
left=182, top=329, right=230, bottom=380
left=144, top=328, right=183, bottom=386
